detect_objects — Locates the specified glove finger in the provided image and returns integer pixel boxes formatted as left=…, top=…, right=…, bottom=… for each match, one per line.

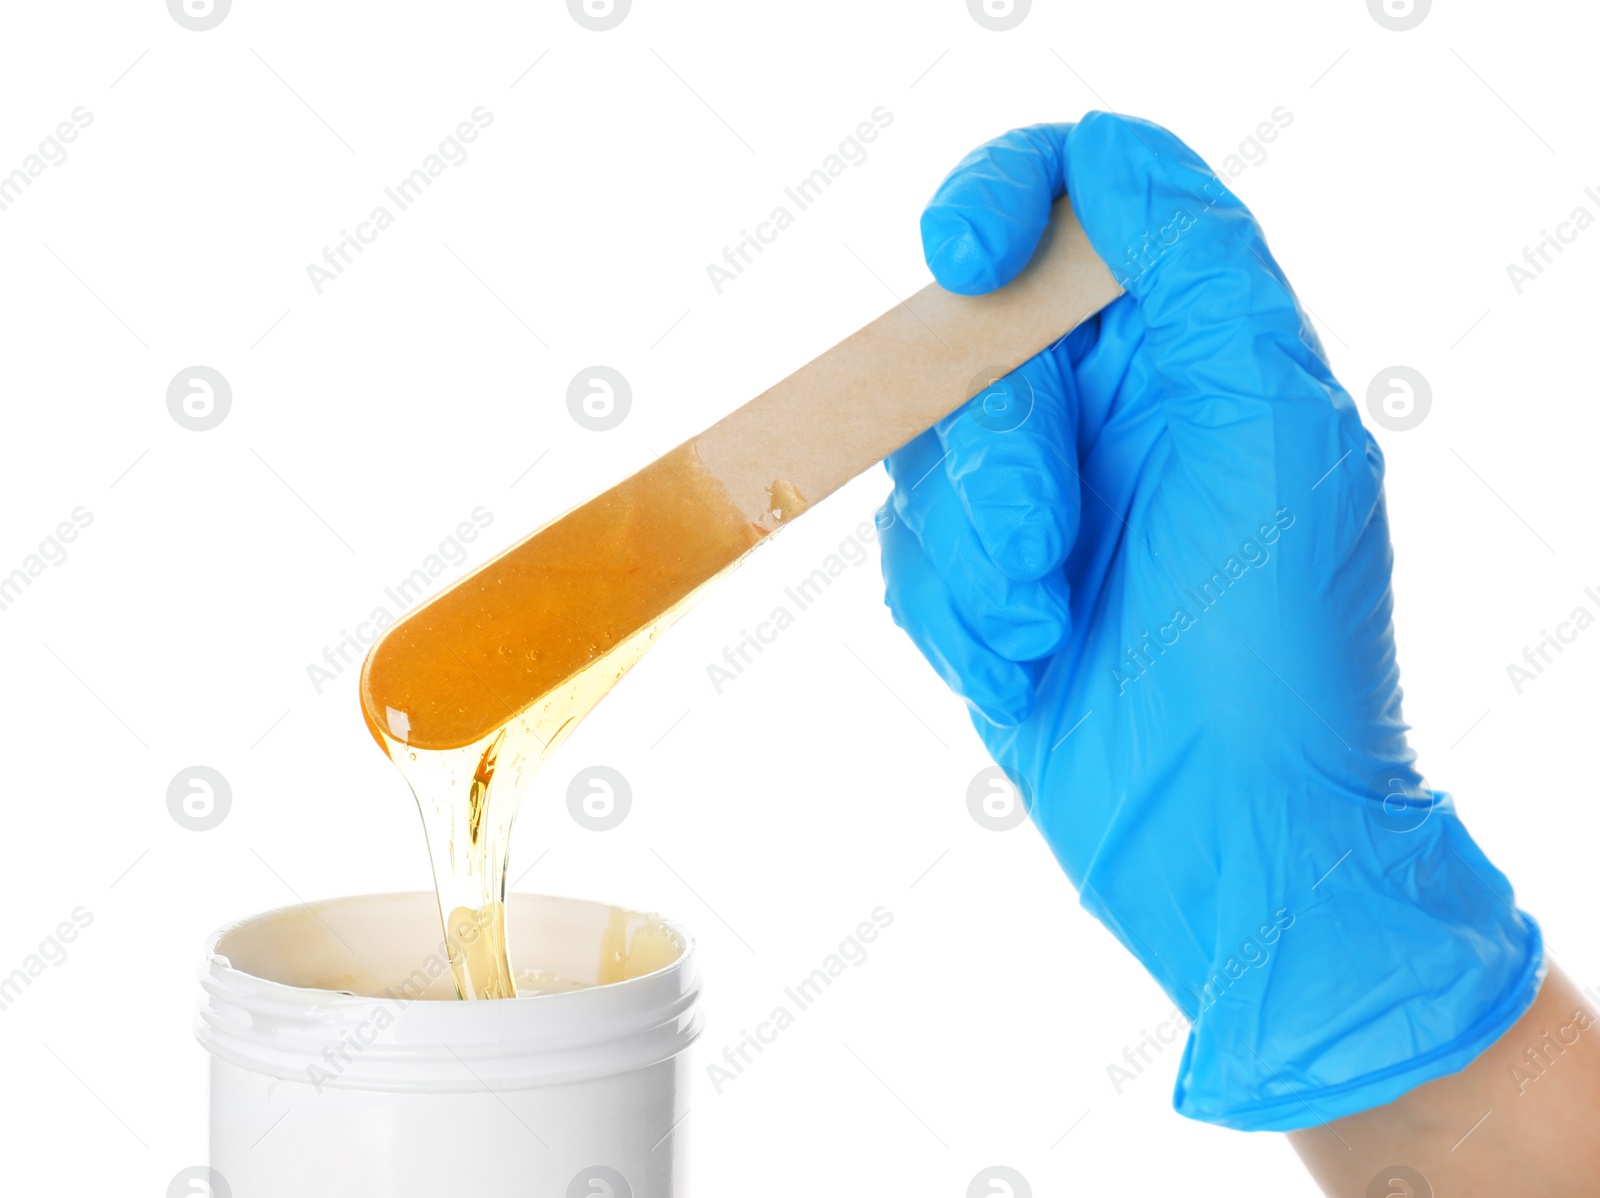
left=921, top=123, right=1073, bottom=295
left=1063, top=112, right=1376, bottom=513
left=924, top=114, right=1371, bottom=515
left=936, top=349, right=1082, bottom=584
left=878, top=512, right=1036, bottom=727
left=915, top=120, right=1147, bottom=565
left=886, top=431, right=1070, bottom=662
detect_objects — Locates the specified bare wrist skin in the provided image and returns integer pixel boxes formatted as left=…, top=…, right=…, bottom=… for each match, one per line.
left=1289, top=959, right=1600, bottom=1196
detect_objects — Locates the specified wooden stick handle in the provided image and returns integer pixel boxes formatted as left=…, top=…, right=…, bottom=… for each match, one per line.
left=358, top=197, right=1120, bottom=752
left=692, top=195, right=1122, bottom=528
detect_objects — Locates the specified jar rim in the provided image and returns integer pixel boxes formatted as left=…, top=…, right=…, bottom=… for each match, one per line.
left=196, top=891, right=702, bottom=1093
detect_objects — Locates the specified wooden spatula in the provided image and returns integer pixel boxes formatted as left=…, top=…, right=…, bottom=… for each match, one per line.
left=360, top=196, right=1121, bottom=756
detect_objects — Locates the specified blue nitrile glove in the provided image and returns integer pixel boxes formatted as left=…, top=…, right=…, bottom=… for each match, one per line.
left=881, top=114, right=1543, bottom=1132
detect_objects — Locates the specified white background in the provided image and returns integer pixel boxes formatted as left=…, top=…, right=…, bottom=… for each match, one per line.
left=1, top=0, right=1597, bottom=1194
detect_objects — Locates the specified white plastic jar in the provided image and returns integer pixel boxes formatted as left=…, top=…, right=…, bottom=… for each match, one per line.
left=196, top=891, right=701, bottom=1197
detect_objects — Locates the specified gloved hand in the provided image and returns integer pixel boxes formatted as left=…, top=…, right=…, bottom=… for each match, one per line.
left=881, top=114, right=1543, bottom=1131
